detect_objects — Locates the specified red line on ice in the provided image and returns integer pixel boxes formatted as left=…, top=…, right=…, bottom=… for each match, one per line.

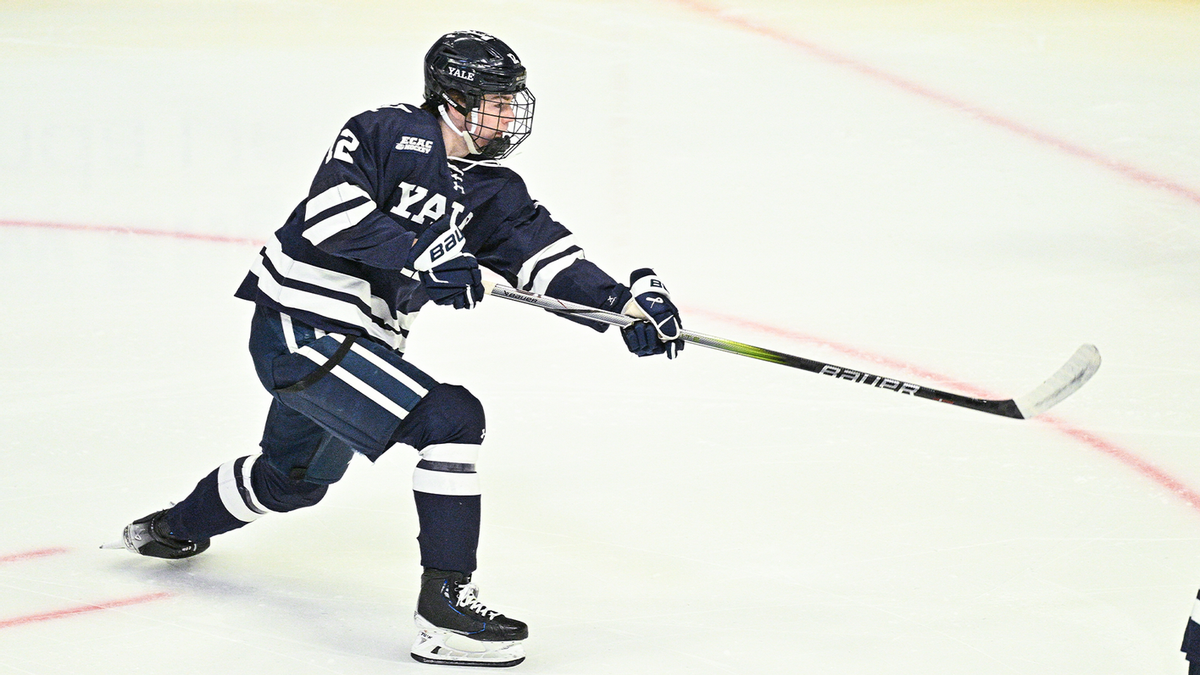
left=1045, top=416, right=1200, bottom=512
left=0, top=548, right=71, bottom=564
left=0, top=592, right=171, bottom=629
left=0, top=218, right=264, bottom=246
left=668, top=0, right=1200, bottom=208
left=686, top=306, right=1200, bottom=515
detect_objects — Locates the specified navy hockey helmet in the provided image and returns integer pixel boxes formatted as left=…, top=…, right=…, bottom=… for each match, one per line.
left=424, top=30, right=535, bottom=160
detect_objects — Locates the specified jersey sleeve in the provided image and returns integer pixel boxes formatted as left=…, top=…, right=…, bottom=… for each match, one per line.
left=296, top=113, right=416, bottom=271
left=465, top=172, right=631, bottom=331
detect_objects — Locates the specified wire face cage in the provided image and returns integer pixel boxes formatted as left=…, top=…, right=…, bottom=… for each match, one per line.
left=462, top=89, right=535, bottom=160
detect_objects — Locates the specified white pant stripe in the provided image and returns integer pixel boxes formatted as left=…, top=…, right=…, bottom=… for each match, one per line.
left=349, top=342, right=429, bottom=398
left=297, top=344, right=410, bottom=420
left=281, top=313, right=299, bottom=353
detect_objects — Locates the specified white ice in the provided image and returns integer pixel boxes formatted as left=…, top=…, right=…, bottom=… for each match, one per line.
left=2, top=1, right=1199, bottom=673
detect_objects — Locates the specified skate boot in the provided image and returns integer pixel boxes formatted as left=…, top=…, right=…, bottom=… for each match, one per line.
left=103, top=510, right=209, bottom=559
left=411, top=568, right=528, bottom=667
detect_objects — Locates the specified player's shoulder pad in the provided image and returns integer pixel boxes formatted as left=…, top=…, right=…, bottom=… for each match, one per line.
left=357, top=102, right=425, bottom=120
left=348, top=103, right=439, bottom=145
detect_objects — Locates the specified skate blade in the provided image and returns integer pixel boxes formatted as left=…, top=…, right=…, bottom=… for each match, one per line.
left=411, top=652, right=525, bottom=668
left=100, top=540, right=128, bottom=550
left=412, top=622, right=525, bottom=667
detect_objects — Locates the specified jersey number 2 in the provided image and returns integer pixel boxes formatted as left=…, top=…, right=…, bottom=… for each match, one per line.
left=326, top=129, right=359, bottom=165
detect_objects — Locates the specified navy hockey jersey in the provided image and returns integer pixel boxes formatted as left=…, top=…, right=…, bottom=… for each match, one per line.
left=236, top=103, right=628, bottom=352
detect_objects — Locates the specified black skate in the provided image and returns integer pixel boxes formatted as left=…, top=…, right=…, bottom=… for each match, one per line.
left=411, top=568, right=527, bottom=667
left=103, top=510, right=210, bottom=559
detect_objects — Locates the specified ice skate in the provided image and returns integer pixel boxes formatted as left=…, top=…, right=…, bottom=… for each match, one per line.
left=411, top=568, right=527, bottom=667
left=101, top=509, right=210, bottom=559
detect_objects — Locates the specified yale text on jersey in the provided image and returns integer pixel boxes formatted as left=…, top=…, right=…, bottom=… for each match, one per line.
left=391, top=181, right=473, bottom=229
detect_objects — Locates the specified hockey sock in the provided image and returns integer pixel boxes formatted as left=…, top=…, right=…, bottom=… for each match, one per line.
left=166, top=454, right=327, bottom=541
left=412, top=444, right=481, bottom=573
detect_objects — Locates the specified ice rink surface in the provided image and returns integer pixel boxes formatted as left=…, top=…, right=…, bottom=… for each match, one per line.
left=2, top=1, right=1199, bottom=672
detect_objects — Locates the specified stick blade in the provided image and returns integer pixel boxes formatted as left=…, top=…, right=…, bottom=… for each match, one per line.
left=1012, top=344, right=1101, bottom=419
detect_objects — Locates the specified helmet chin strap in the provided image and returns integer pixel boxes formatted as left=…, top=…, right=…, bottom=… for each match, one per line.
left=439, top=103, right=481, bottom=156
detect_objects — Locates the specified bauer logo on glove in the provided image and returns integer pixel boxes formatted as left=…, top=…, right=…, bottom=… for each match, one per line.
left=621, top=268, right=684, bottom=359
left=408, top=224, right=467, bottom=273
left=403, top=222, right=483, bottom=310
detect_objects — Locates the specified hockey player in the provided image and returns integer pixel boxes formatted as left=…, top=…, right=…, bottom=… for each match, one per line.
left=106, top=30, right=684, bottom=667
left=1183, top=590, right=1200, bottom=674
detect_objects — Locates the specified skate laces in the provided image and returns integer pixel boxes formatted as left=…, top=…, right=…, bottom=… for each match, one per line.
left=455, top=582, right=501, bottom=620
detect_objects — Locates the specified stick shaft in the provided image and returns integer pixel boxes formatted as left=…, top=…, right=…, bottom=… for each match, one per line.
left=677, top=329, right=1022, bottom=417
left=482, top=281, right=1098, bottom=420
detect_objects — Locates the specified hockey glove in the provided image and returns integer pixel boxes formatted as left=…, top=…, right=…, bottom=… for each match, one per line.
left=407, top=223, right=484, bottom=310
left=421, top=254, right=484, bottom=309
left=621, top=268, right=684, bottom=359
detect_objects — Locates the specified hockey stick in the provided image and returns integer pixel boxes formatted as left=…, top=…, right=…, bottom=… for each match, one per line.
left=482, top=280, right=1100, bottom=420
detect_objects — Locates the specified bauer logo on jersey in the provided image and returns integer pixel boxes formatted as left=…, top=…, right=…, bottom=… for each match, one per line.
left=396, top=136, right=434, bottom=154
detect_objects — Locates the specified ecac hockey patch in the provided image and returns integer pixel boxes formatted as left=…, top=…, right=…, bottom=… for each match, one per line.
left=396, top=136, right=434, bottom=154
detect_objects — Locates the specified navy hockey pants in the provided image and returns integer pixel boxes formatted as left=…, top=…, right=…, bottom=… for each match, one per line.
left=165, top=305, right=484, bottom=573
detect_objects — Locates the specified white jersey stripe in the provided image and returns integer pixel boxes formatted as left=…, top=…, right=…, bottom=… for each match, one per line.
left=303, top=199, right=376, bottom=246
left=296, top=344, right=410, bottom=420
left=517, top=235, right=579, bottom=290
left=252, top=255, right=408, bottom=351
left=262, top=239, right=417, bottom=330
left=412, top=467, right=481, bottom=496
left=305, top=182, right=371, bottom=222
left=530, top=250, right=584, bottom=295
left=251, top=244, right=419, bottom=351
